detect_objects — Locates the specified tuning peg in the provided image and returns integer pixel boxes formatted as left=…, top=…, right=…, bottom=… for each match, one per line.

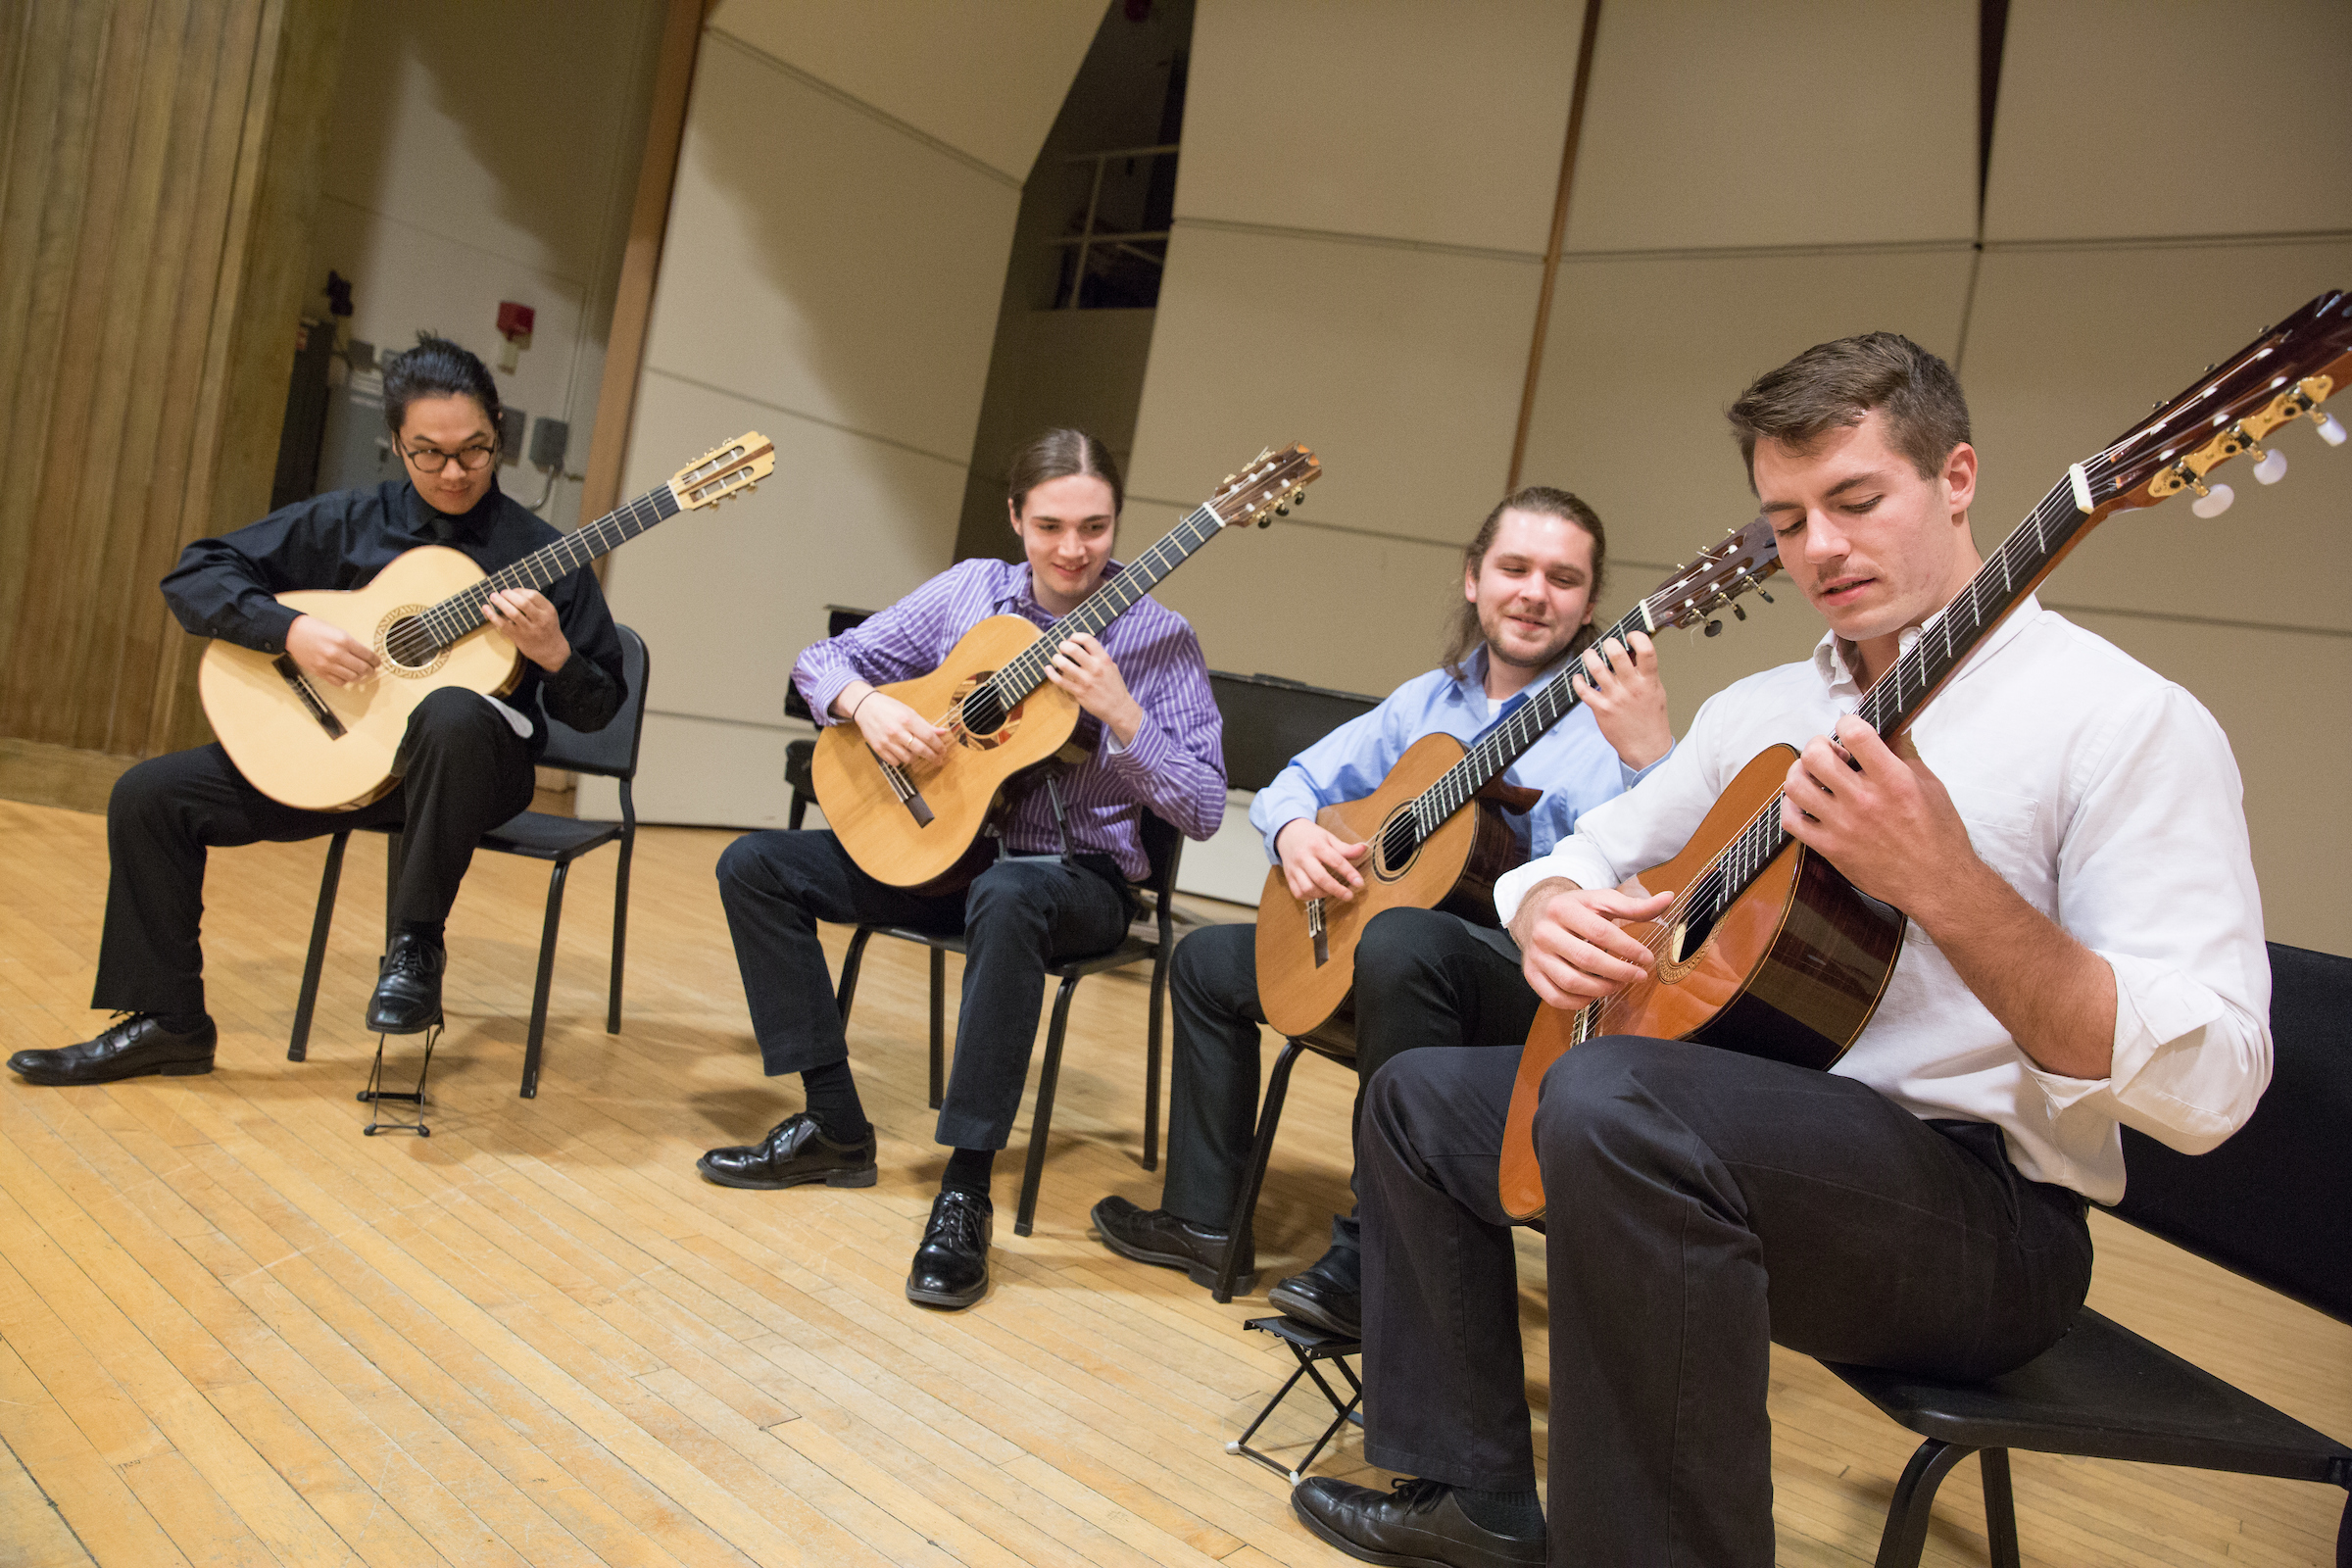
left=1732, top=604, right=1746, bottom=620
left=2190, top=480, right=2235, bottom=518
left=1274, top=503, right=1290, bottom=515
left=1703, top=618, right=1723, bottom=637
left=2249, top=445, right=2287, bottom=485
left=2314, top=411, right=2348, bottom=446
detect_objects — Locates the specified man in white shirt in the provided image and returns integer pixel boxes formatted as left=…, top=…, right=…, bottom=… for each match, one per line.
left=1293, top=332, right=2272, bottom=1568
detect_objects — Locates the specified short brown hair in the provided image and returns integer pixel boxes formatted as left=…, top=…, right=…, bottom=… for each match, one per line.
left=1440, top=485, right=1606, bottom=680
left=1005, top=427, right=1122, bottom=517
left=1725, top=332, right=1970, bottom=485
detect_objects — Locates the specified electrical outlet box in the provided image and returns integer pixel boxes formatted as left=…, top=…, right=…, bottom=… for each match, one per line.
left=497, top=406, right=525, bottom=465
left=528, top=416, right=569, bottom=470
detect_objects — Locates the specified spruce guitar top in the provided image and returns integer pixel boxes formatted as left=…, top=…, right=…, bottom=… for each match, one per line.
left=1498, top=289, right=2352, bottom=1223
left=811, top=445, right=1320, bottom=891
left=199, top=432, right=774, bottom=812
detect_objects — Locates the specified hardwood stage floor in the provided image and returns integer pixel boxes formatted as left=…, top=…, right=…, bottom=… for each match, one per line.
left=0, top=799, right=2343, bottom=1566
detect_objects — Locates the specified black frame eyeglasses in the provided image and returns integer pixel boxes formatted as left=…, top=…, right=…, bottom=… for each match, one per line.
left=402, top=442, right=498, bottom=473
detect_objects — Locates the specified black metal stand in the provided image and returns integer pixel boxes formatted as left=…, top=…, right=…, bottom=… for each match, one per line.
left=1229, top=1315, right=1362, bottom=1485
left=359, top=1021, right=440, bottom=1136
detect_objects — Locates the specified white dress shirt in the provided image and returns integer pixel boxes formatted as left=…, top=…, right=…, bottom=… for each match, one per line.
left=1494, top=596, right=2272, bottom=1202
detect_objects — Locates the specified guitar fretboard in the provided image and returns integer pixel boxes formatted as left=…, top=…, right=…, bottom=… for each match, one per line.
left=1681, top=460, right=2112, bottom=929
left=401, top=484, right=681, bottom=654
left=981, top=503, right=1227, bottom=708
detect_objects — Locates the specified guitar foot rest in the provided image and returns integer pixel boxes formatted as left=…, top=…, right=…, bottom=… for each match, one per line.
left=1228, top=1315, right=1362, bottom=1485
left=359, top=1022, right=441, bottom=1137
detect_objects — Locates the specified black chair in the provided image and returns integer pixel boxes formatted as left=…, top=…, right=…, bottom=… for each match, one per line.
left=286, top=625, right=652, bottom=1099
left=1824, top=941, right=2352, bottom=1568
left=784, top=606, right=873, bottom=829
left=831, top=810, right=1187, bottom=1238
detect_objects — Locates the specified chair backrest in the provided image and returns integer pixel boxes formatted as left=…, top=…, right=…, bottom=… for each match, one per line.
left=782, top=606, right=874, bottom=721
left=2110, top=942, right=2352, bottom=1325
left=540, top=624, right=649, bottom=782
left=1136, top=808, right=1184, bottom=902
left=1209, top=670, right=1381, bottom=793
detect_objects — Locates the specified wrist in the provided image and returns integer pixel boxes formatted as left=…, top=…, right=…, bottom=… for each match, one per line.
left=1108, top=697, right=1144, bottom=747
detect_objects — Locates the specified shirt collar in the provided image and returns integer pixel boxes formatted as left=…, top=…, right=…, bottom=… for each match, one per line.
left=406, top=478, right=504, bottom=544
left=1808, top=591, right=2045, bottom=700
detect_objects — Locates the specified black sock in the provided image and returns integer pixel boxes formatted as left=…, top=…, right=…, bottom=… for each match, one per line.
left=396, top=919, right=445, bottom=948
left=800, top=1060, right=869, bottom=1144
left=153, top=1012, right=211, bottom=1035
left=941, top=1147, right=995, bottom=1199
left=1452, top=1487, right=1544, bottom=1540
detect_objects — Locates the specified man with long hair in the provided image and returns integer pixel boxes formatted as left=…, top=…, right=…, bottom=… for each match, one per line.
left=1090, top=487, right=1672, bottom=1337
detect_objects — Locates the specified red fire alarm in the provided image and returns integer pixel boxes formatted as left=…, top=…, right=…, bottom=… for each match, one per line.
left=496, top=301, right=534, bottom=370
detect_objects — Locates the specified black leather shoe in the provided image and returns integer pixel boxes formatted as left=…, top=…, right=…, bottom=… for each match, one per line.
left=1268, top=1244, right=1361, bottom=1339
left=1090, top=1195, right=1257, bottom=1293
left=906, top=1188, right=993, bottom=1308
left=698, top=1112, right=879, bottom=1190
left=1293, top=1477, right=1544, bottom=1568
left=8, top=1013, right=217, bottom=1086
left=366, top=933, right=446, bottom=1034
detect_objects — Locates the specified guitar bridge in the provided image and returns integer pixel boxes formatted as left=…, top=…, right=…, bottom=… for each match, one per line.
left=1307, top=898, right=1328, bottom=967
left=876, top=756, right=934, bottom=826
left=272, top=656, right=346, bottom=739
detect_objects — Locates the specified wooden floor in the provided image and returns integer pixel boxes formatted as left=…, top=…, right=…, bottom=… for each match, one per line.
left=0, top=798, right=2343, bottom=1568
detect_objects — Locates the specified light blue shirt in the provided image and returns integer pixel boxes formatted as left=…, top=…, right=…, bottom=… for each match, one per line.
left=1248, top=645, right=1664, bottom=864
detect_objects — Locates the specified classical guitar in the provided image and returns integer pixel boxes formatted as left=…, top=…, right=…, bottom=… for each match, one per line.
left=1254, top=518, right=1784, bottom=1046
left=1498, top=288, right=2352, bottom=1222
left=200, top=432, right=775, bottom=812
left=811, top=445, right=1320, bottom=892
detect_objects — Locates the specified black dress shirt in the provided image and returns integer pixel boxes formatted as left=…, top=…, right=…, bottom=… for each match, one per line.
left=161, top=478, right=626, bottom=752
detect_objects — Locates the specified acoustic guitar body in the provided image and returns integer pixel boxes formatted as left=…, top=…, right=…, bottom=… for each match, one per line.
left=1256, top=731, right=1527, bottom=1040
left=1497, top=744, right=1906, bottom=1220
left=198, top=545, right=519, bottom=812
left=809, top=614, right=1083, bottom=891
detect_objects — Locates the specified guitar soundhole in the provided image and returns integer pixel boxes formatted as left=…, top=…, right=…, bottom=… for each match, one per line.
left=377, top=610, right=449, bottom=677
left=1377, top=812, right=1420, bottom=876
left=960, top=687, right=1007, bottom=736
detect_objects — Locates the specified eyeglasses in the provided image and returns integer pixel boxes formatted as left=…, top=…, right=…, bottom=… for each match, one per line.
left=402, top=442, right=497, bottom=473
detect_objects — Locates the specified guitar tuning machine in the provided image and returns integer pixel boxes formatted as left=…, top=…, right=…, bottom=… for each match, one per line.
left=2227, top=422, right=2288, bottom=486
left=2314, top=410, right=2348, bottom=447
left=2171, top=461, right=2235, bottom=518
left=1738, top=571, right=1774, bottom=605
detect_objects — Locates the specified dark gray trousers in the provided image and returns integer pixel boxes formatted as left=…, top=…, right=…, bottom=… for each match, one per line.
left=714, top=829, right=1131, bottom=1150
left=1157, top=906, right=1541, bottom=1241
left=93, top=686, right=536, bottom=1017
left=1359, top=1037, right=2092, bottom=1567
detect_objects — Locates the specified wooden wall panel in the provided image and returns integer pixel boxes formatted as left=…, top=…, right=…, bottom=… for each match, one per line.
left=0, top=0, right=348, bottom=787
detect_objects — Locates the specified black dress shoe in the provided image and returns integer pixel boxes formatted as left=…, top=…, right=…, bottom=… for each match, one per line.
left=698, top=1112, right=879, bottom=1190
left=1293, top=1477, right=1544, bottom=1568
left=1090, top=1195, right=1257, bottom=1293
left=366, top=933, right=446, bottom=1034
left=906, top=1187, right=993, bottom=1308
left=8, top=1013, right=218, bottom=1086
left=1268, top=1244, right=1361, bottom=1339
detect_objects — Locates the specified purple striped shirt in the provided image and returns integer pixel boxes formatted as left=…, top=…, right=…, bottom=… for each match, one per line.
left=793, top=556, right=1227, bottom=880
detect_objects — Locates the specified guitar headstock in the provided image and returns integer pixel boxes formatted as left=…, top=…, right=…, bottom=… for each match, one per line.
left=1205, top=444, right=1322, bottom=529
left=1643, top=515, right=1784, bottom=636
left=2095, top=289, right=2352, bottom=516
left=671, top=431, right=777, bottom=510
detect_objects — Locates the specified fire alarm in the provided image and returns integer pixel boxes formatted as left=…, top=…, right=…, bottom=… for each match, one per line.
left=496, top=301, right=534, bottom=371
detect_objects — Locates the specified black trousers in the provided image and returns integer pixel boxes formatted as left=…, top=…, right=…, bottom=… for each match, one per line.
left=1358, top=1038, right=2093, bottom=1567
left=1156, top=906, right=1540, bottom=1245
left=714, top=829, right=1132, bottom=1150
left=93, top=686, right=537, bottom=1018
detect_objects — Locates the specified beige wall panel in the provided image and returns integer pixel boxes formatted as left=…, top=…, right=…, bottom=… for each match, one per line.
left=1177, top=0, right=1582, bottom=253
left=705, top=0, right=1102, bottom=181
left=1984, top=0, right=2352, bottom=244
left=1959, top=242, right=2352, bottom=635
left=604, top=370, right=963, bottom=735
left=1124, top=225, right=1542, bottom=544
left=1518, top=247, right=1976, bottom=570
left=580, top=710, right=809, bottom=829
left=2057, top=613, right=2349, bottom=955
left=645, top=35, right=1019, bottom=463
left=1564, top=0, right=1976, bottom=253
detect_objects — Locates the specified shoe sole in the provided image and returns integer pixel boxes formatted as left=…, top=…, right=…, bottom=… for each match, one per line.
left=1291, top=1495, right=1452, bottom=1568
left=905, top=1277, right=986, bottom=1309
left=367, top=1012, right=445, bottom=1035
left=695, top=1156, right=878, bottom=1191
left=1267, top=1281, right=1360, bottom=1340
left=11, top=1057, right=215, bottom=1087
left=1093, top=1208, right=1259, bottom=1295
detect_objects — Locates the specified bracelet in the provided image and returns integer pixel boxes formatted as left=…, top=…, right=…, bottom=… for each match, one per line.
left=847, top=688, right=876, bottom=723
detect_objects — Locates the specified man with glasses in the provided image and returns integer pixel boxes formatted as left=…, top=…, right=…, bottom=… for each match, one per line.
left=8, top=333, right=628, bottom=1087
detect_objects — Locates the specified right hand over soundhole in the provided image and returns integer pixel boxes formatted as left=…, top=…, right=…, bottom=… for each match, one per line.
left=1275, top=819, right=1372, bottom=902
left=851, top=689, right=951, bottom=769
left=286, top=614, right=380, bottom=687
left=1509, top=880, right=1675, bottom=1009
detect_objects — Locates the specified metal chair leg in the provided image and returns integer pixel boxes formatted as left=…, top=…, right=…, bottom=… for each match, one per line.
left=1875, top=1440, right=1974, bottom=1568
left=1143, top=946, right=1168, bottom=1171
left=928, top=946, right=947, bottom=1110
left=1980, top=1448, right=2020, bottom=1568
left=520, top=859, right=571, bottom=1099
left=606, top=824, right=633, bottom=1034
left=290, top=832, right=351, bottom=1061
left=1214, top=1036, right=1307, bottom=1302
left=834, top=928, right=875, bottom=1021
left=382, top=831, right=405, bottom=948
left=1015, top=975, right=1081, bottom=1238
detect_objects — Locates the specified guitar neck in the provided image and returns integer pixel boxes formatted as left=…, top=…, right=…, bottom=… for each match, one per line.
left=411, top=483, right=682, bottom=653
left=985, top=502, right=1227, bottom=703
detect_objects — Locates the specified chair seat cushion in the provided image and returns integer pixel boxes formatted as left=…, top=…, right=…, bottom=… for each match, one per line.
left=1824, top=1307, right=2350, bottom=1482
left=480, top=810, right=625, bottom=861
